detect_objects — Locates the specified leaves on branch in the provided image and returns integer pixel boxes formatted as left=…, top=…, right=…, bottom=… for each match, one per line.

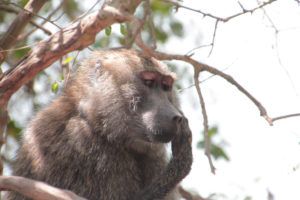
left=105, top=26, right=112, bottom=36
left=51, top=81, right=59, bottom=94
left=197, top=126, right=230, bottom=161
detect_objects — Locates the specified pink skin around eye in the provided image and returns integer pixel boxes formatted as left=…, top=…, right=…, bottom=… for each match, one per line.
left=161, top=76, right=174, bottom=88
left=140, top=71, right=158, bottom=81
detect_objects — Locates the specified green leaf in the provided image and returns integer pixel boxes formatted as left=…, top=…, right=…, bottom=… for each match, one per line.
left=7, top=120, right=22, bottom=140
left=14, top=47, right=30, bottom=59
left=118, top=37, right=126, bottom=45
left=62, top=57, right=74, bottom=65
left=51, top=82, right=59, bottom=93
left=105, top=26, right=112, bottom=36
left=197, top=125, right=230, bottom=161
left=155, top=27, right=168, bottom=43
left=120, top=24, right=128, bottom=36
left=19, top=0, right=30, bottom=7
left=93, top=37, right=110, bottom=48
left=208, top=126, right=218, bottom=137
left=63, top=0, right=80, bottom=19
left=170, top=21, right=184, bottom=37
left=210, top=144, right=230, bottom=161
left=151, top=0, right=172, bottom=15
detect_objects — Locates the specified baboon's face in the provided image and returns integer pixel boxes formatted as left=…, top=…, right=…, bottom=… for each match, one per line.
left=132, top=70, right=183, bottom=143
left=75, top=49, right=183, bottom=144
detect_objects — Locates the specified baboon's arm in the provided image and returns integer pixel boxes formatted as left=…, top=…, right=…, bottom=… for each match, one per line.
left=133, top=118, right=193, bottom=200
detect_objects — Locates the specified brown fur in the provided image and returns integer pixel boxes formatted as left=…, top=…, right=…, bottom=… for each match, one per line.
left=6, top=49, right=192, bottom=200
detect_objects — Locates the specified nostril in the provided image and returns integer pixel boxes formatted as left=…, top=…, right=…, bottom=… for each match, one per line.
left=173, top=115, right=183, bottom=124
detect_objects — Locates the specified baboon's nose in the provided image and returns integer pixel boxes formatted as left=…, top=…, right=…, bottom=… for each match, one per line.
left=173, top=115, right=183, bottom=124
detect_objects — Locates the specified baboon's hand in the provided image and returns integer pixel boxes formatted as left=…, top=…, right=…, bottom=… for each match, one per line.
left=132, top=118, right=193, bottom=200
left=171, top=117, right=193, bottom=177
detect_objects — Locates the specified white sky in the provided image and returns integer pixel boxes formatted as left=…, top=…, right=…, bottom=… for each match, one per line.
left=169, top=1, right=300, bottom=199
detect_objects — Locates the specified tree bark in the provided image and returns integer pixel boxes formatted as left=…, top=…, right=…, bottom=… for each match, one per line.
left=0, top=0, right=49, bottom=64
left=0, top=176, right=87, bottom=200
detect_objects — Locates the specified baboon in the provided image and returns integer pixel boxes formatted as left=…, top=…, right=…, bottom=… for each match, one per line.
left=6, top=49, right=193, bottom=200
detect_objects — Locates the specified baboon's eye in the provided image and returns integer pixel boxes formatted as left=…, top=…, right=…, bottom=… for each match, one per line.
left=144, top=79, right=155, bottom=88
left=139, top=71, right=157, bottom=88
left=161, top=76, right=173, bottom=91
left=162, top=83, right=171, bottom=91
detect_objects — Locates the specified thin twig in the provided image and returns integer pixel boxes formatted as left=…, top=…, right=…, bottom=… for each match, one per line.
left=126, top=0, right=151, bottom=48
left=208, top=20, right=219, bottom=57
left=75, top=0, right=104, bottom=21
left=272, top=113, right=300, bottom=123
left=201, top=64, right=273, bottom=124
left=178, top=66, right=230, bottom=93
left=17, top=0, right=65, bottom=41
left=185, top=44, right=212, bottom=56
left=0, top=42, right=40, bottom=53
left=258, top=1, right=298, bottom=95
left=161, top=0, right=278, bottom=22
left=0, top=0, right=49, bottom=64
left=9, top=2, right=62, bottom=29
left=0, top=4, right=51, bottom=36
left=146, top=0, right=157, bottom=49
left=194, top=68, right=216, bottom=174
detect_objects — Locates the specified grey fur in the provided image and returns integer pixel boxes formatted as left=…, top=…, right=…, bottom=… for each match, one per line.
left=6, top=49, right=192, bottom=200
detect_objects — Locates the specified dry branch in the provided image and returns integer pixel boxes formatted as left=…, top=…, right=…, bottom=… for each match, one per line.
left=0, top=0, right=49, bottom=64
left=272, top=113, right=300, bottom=123
left=194, top=68, right=215, bottom=174
left=162, top=0, right=278, bottom=22
left=16, top=0, right=65, bottom=42
left=0, top=176, right=86, bottom=200
left=0, top=0, right=141, bottom=107
left=0, top=4, right=51, bottom=36
left=136, top=34, right=273, bottom=123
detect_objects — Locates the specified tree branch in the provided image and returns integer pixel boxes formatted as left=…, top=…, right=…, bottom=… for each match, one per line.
left=0, top=0, right=141, bottom=107
left=136, top=34, right=300, bottom=124
left=0, top=0, right=49, bottom=64
left=136, top=34, right=273, bottom=123
left=161, top=0, right=278, bottom=22
left=0, top=176, right=86, bottom=200
left=0, top=106, right=8, bottom=175
left=208, top=20, right=219, bottom=57
left=16, top=0, right=65, bottom=42
left=194, top=68, right=216, bottom=174
left=272, top=113, right=300, bottom=123
left=0, top=4, right=51, bottom=36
